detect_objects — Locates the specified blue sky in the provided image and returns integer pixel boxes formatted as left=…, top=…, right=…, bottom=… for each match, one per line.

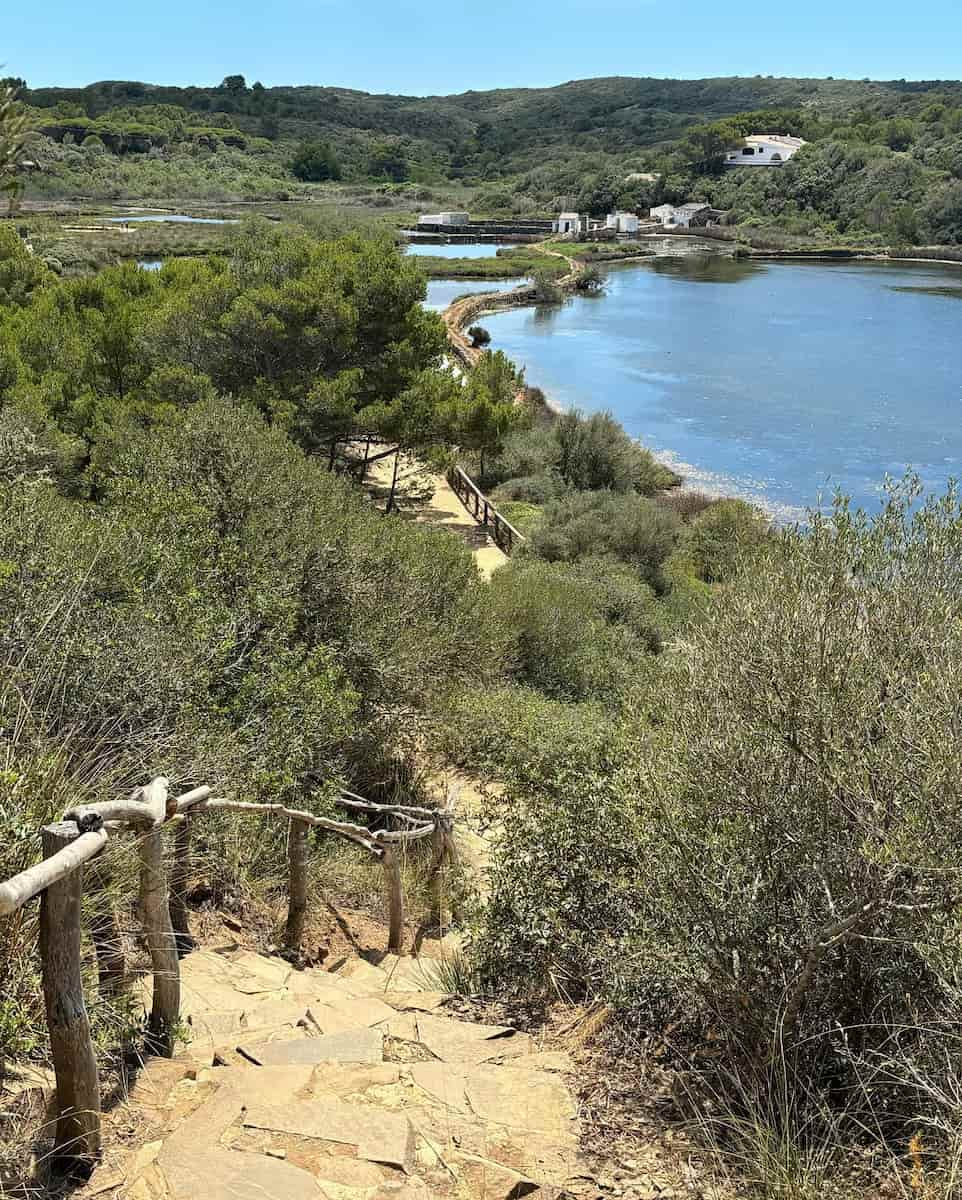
left=9, top=0, right=962, bottom=94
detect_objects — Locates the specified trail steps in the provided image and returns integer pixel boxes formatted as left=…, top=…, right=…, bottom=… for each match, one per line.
left=83, top=944, right=583, bottom=1200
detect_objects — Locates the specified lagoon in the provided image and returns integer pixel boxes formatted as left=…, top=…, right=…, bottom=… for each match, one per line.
left=424, top=278, right=524, bottom=311
left=481, top=255, right=962, bottom=521
left=406, top=242, right=516, bottom=259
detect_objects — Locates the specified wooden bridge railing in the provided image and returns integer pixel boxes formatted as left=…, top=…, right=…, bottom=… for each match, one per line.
left=0, top=778, right=458, bottom=1168
left=448, top=465, right=526, bottom=556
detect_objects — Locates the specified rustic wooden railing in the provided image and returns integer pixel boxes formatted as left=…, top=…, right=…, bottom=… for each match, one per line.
left=448, top=465, right=526, bottom=556
left=0, top=778, right=458, bottom=1167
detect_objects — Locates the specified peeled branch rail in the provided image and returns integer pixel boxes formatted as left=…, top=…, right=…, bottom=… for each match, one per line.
left=0, top=775, right=458, bottom=1169
left=448, top=465, right=526, bottom=556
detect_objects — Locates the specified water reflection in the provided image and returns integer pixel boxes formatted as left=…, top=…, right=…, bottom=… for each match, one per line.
left=647, top=253, right=763, bottom=283
left=480, top=257, right=962, bottom=519
left=889, top=285, right=962, bottom=299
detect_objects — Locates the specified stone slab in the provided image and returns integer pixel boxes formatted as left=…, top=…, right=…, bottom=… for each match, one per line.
left=409, top=1063, right=469, bottom=1113
left=381, top=992, right=450, bottom=1013
left=159, top=1146, right=320, bottom=1200
left=465, top=1067, right=577, bottom=1136
left=308, top=993, right=397, bottom=1032
left=218, top=1065, right=316, bottom=1106
left=240, top=1027, right=383, bottom=1067
left=243, top=1098, right=415, bottom=1171
left=415, top=1013, right=532, bottom=1064
left=307, top=1064, right=401, bottom=1098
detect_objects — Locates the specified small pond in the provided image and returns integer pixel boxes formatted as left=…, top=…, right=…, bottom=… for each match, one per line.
left=107, top=214, right=238, bottom=225
left=405, top=241, right=519, bottom=259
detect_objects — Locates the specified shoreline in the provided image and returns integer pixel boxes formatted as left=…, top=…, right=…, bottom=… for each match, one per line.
left=436, top=243, right=962, bottom=525
left=434, top=246, right=848, bottom=525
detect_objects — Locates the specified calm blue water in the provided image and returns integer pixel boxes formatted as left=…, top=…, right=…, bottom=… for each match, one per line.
left=137, top=259, right=163, bottom=271
left=482, top=256, right=962, bottom=520
left=406, top=242, right=516, bottom=259
left=424, top=278, right=526, bottom=311
left=108, top=214, right=237, bottom=224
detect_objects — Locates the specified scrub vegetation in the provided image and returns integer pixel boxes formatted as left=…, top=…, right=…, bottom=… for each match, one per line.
left=4, top=73, right=962, bottom=1200
left=7, top=73, right=962, bottom=248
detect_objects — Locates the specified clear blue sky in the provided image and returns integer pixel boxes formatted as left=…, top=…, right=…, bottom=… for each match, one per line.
left=8, top=0, right=962, bottom=94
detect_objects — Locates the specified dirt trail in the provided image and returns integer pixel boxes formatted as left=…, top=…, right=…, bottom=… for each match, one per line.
left=362, top=450, right=507, bottom=580
left=77, top=944, right=585, bottom=1200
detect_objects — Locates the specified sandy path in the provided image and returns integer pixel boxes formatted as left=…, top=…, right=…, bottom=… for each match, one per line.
left=362, top=449, right=507, bottom=580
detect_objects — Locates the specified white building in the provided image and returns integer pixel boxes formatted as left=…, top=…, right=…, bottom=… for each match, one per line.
left=725, top=134, right=806, bottom=168
left=552, top=212, right=582, bottom=236
left=418, top=211, right=470, bottom=226
left=650, top=202, right=717, bottom=228
left=605, top=211, right=640, bottom=235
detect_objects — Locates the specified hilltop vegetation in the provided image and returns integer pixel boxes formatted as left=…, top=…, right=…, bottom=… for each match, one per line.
left=7, top=71, right=962, bottom=243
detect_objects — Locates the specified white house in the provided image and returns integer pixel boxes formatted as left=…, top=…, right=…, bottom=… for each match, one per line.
left=605, top=211, right=640, bottom=235
left=725, top=134, right=806, bottom=168
left=650, top=202, right=716, bottom=228
left=552, top=212, right=582, bottom=236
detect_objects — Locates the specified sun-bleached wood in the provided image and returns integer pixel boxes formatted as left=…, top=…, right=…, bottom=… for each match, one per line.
left=138, top=781, right=179, bottom=1056
left=195, top=798, right=384, bottom=856
left=383, top=847, right=405, bottom=954
left=336, top=791, right=437, bottom=820
left=64, top=776, right=172, bottom=831
left=0, top=827, right=108, bottom=916
left=39, top=823, right=101, bottom=1165
left=173, top=784, right=213, bottom=813
left=169, top=814, right=194, bottom=955
left=375, top=823, right=436, bottom=843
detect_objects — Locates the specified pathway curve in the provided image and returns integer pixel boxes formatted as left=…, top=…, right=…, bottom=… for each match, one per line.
left=81, top=945, right=584, bottom=1200
left=363, top=451, right=508, bottom=580
left=439, top=246, right=579, bottom=373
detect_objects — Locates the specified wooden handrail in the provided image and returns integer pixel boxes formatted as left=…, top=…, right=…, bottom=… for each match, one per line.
left=448, top=465, right=526, bottom=557
left=0, top=776, right=457, bottom=1168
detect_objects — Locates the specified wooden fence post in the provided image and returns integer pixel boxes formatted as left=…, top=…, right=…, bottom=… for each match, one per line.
left=285, top=816, right=309, bottom=956
left=86, top=863, right=125, bottom=997
left=441, top=817, right=464, bottom=923
left=382, top=847, right=404, bottom=955
left=429, top=821, right=449, bottom=929
left=138, top=791, right=180, bottom=1057
left=169, top=814, right=194, bottom=956
left=39, top=822, right=101, bottom=1168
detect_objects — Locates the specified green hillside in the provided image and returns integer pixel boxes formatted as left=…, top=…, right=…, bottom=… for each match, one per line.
left=9, top=72, right=962, bottom=245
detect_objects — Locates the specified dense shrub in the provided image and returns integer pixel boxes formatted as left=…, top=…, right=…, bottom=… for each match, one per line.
left=656, top=489, right=719, bottom=520
left=478, top=479, right=962, bottom=1140
left=554, top=410, right=680, bottom=496
left=440, top=684, right=615, bottom=791
left=487, top=557, right=663, bottom=701
left=483, top=409, right=680, bottom=500
left=492, top=472, right=565, bottom=505
left=289, top=139, right=342, bottom=182
left=526, top=490, right=682, bottom=589
left=684, top=497, right=770, bottom=582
